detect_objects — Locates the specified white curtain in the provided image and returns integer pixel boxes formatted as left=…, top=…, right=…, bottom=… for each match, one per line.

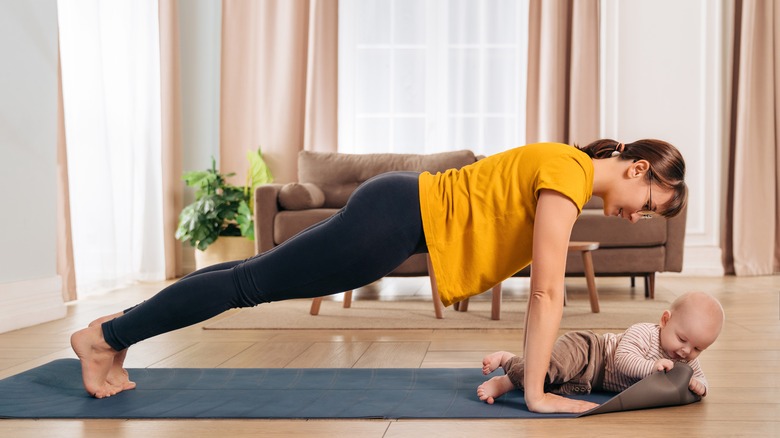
left=58, top=0, right=166, bottom=295
left=339, top=0, right=529, bottom=156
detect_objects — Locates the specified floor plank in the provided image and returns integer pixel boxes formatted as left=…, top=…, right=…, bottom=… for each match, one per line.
left=353, top=341, right=430, bottom=368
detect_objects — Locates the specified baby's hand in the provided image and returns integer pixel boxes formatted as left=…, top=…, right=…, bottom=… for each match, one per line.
left=688, top=377, right=707, bottom=396
left=654, top=358, right=674, bottom=372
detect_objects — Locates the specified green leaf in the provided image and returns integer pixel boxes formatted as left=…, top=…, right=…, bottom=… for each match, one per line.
left=236, top=200, right=255, bottom=240
left=244, top=147, right=274, bottom=214
left=246, top=148, right=274, bottom=188
left=182, top=170, right=212, bottom=187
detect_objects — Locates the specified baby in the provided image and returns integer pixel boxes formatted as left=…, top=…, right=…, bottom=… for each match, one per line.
left=478, top=291, right=725, bottom=404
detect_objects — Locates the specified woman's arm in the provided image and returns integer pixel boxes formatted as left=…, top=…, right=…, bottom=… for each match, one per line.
left=523, top=189, right=598, bottom=413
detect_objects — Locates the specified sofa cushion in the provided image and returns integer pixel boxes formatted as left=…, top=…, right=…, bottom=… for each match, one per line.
left=571, top=247, right=667, bottom=274
left=273, top=208, right=429, bottom=276
left=274, top=209, right=341, bottom=244
left=583, top=196, right=603, bottom=210
left=513, top=246, right=666, bottom=276
left=297, top=150, right=478, bottom=208
left=278, top=183, right=326, bottom=210
left=571, top=210, right=668, bottom=248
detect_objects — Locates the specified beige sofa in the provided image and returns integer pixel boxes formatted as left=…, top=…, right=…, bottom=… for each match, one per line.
left=565, top=197, right=687, bottom=298
left=253, top=149, right=479, bottom=318
left=253, top=150, right=687, bottom=312
left=510, top=197, right=687, bottom=299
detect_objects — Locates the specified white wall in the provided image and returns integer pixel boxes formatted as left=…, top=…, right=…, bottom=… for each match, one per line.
left=601, top=0, right=726, bottom=275
left=179, top=0, right=222, bottom=272
left=180, top=0, right=221, bottom=175
left=0, top=0, right=66, bottom=332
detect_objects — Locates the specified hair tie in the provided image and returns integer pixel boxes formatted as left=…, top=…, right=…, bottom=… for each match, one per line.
left=611, top=142, right=625, bottom=157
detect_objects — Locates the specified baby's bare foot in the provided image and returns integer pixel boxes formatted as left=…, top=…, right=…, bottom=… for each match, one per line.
left=477, top=375, right=516, bottom=404
left=482, top=351, right=515, bottom=375
left=71, top=325, right=122, bottom=398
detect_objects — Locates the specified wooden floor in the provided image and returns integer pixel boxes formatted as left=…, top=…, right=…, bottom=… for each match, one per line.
left=1, top=275, right=779, bottom=437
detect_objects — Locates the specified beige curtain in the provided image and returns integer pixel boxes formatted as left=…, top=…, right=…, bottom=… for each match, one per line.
left=221, top=0, right=338, bottom=185
left=56, top=50, right=77, bottom=302
left=724, top=0, right=780, bottom=275
left=526, top=0, right=599, bottom=145
left=159, top=0, right=184, bottom=279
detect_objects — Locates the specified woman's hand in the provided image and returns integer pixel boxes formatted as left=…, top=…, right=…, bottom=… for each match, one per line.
left=525, top=392, right=600, bottom=414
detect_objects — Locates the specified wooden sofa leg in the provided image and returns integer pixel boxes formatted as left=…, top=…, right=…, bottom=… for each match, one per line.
left=454, top=285, right=501, bottom=318
left=491, top=283, right=502, bottom=320
left=644, top=273, right=656, bottom=299
left=310, top=297, right=323, bottom=315
left=581, top=249, right=600, bottom=313
left=427, top=255, right=445, bottom=319
left=311, top=290, right=353, bottom=315
left=452, top=285, right=501, bottom=319
left=343, top=290, right=353, bottom=308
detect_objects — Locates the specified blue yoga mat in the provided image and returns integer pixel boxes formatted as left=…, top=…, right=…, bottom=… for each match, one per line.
left=0, top=359, right=613, bottom=419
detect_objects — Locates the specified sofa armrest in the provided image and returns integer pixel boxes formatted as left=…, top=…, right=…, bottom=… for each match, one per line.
left=664, top=204, right=688, bottom=272
left=254, top=183, right=285, bottom=254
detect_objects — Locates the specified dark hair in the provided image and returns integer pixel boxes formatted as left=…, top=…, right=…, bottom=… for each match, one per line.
left=577, top=139, right=687, bottom=218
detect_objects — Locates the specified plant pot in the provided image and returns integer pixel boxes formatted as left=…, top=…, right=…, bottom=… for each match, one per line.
left=194, top=236, right=255, bottom=270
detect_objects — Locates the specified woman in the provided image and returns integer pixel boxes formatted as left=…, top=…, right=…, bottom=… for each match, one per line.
left=72, top=139, right=687, bottom=414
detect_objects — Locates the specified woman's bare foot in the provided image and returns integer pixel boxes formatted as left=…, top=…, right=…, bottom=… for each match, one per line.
left=105, top=347, right=135, bottom=391
left=88, top=313, right=136, bottom=391
left=482, top=351, right=516, bottom=375
left=89, top=312, right=136, bottom=391
left=89, top=312, right=124, bottom=328
left=477, top=375, right=516, bottom=404
left=71, top=325, right=122, bottom=398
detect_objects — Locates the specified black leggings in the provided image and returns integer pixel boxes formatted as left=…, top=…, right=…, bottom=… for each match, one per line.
left=102, top=171, right=427, bottom=350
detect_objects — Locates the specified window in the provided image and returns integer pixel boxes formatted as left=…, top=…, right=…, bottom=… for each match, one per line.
left=339, top=0, right=529, bottom=156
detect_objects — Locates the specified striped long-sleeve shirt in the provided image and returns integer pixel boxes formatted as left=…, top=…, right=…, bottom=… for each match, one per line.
left=602, top=322, right=708, bottom=393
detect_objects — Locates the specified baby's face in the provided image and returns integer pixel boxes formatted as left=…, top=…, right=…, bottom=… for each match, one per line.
left=659, top=309, right=719, bottom=362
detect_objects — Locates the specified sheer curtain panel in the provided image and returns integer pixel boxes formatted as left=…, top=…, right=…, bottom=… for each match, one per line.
left=58, top=0, right=166, bottom=295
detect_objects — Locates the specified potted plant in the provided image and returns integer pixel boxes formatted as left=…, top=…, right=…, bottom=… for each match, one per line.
left=176, top=149, right=273, bottom=269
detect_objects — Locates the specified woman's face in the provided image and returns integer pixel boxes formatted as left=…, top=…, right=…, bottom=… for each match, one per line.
left=602, top=164, right=674, bottom=223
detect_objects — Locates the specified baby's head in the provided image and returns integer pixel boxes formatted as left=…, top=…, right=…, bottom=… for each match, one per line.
left=658, top=291, right=725, bottom=362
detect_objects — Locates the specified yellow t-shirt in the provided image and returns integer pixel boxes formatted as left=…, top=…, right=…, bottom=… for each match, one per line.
left=418, top=142, right=594, bottom=306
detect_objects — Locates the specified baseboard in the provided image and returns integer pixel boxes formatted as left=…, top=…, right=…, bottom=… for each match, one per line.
left=679, top=245, right=724, bottom=276
left=0, top=276, right=66, bottom=334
